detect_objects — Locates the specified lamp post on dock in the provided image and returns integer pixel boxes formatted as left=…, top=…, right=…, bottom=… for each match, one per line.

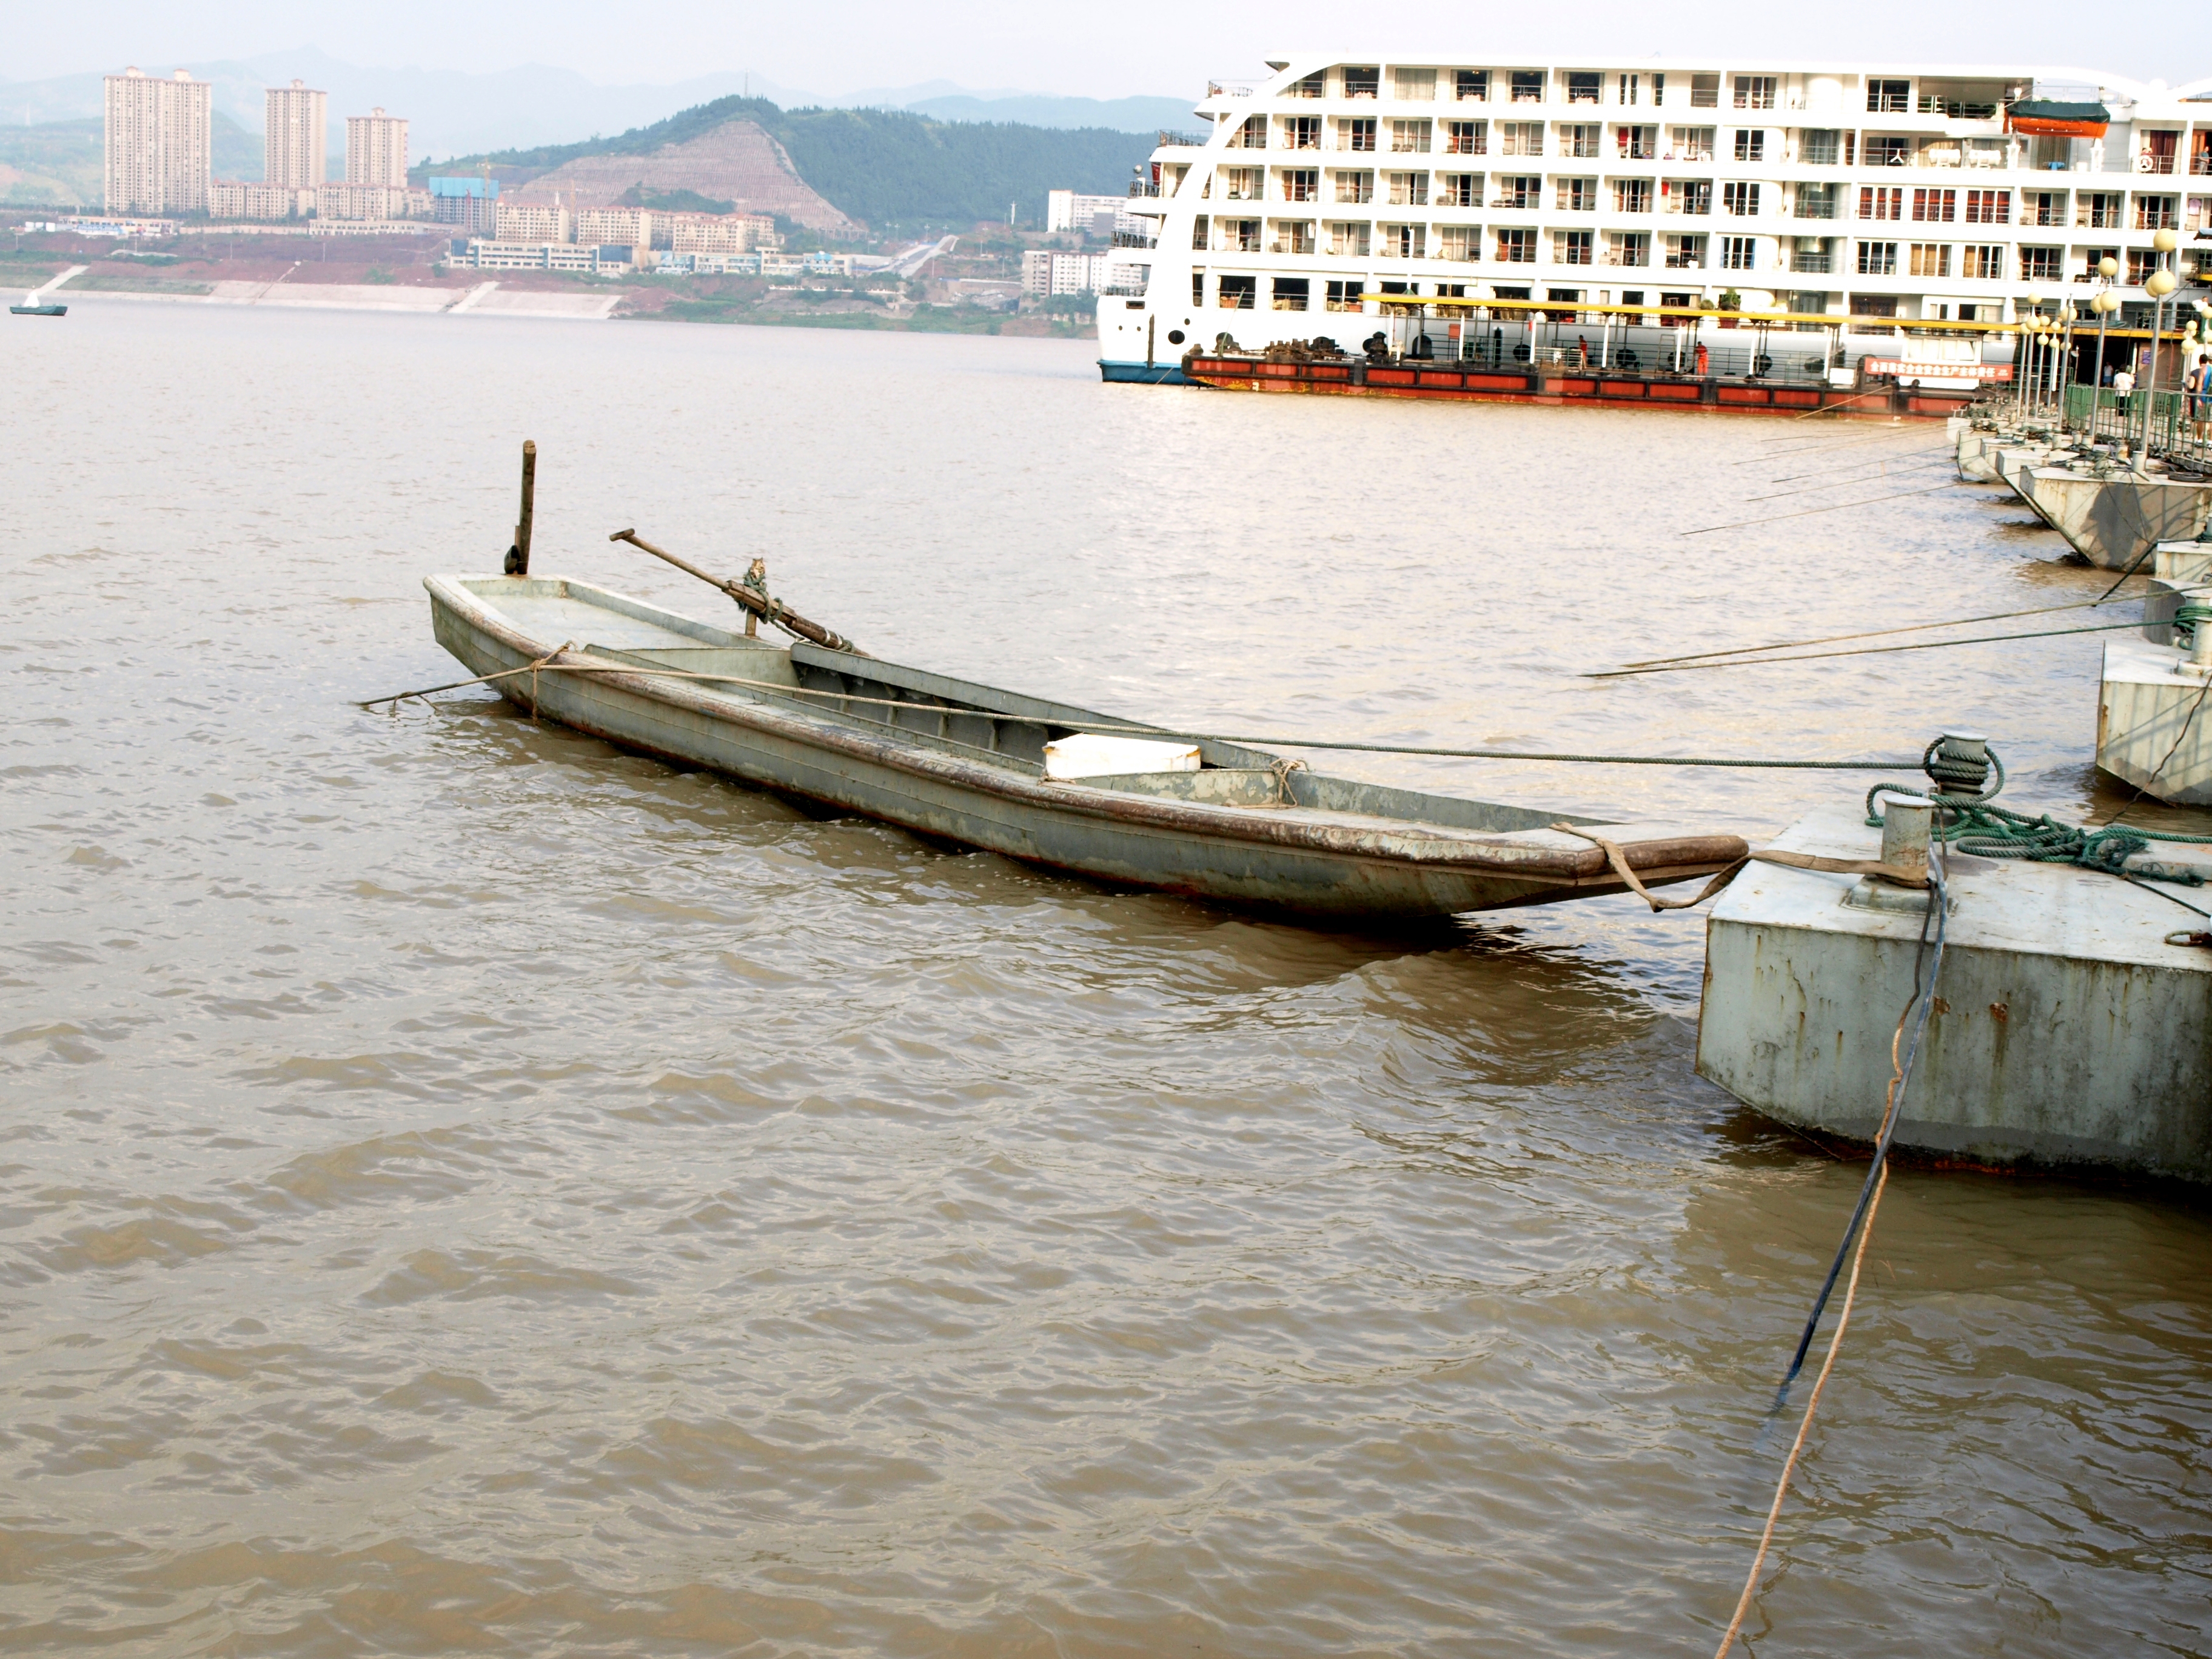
left=2135, top=229, right=2182, bottom=474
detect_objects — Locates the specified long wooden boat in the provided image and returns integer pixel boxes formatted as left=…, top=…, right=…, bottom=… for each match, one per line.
left=424, top=574, right=1748, bottom=920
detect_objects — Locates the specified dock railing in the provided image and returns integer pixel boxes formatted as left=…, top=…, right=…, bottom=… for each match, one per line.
left=2061, top=386, right=2211, bottom=472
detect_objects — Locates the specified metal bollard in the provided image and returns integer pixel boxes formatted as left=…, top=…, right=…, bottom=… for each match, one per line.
left=1876, top=791, right=1936, bottom=882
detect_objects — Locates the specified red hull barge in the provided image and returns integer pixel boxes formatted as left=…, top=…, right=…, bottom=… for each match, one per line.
left=1182, top=352, right=1981, bottom=421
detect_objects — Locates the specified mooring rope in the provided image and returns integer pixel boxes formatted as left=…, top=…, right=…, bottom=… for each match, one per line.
left=1682, top=481, right=1962, bottom=537
left=1615, top=585, right=2193, bottom=672
left=361, top=652, right=1922, bottom=769
left=1714, top=853, right=1949, bottom=1657
left=1590, top=615, right=2156, bottom=677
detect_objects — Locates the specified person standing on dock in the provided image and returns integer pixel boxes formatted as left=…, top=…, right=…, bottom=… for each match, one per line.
left=2113, top=364, right=2134, bottom=420
left=1695, top=340, right=1709, bottom=377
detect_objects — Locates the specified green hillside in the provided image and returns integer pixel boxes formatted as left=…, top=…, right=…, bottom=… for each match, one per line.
left=411, top=96, right=1158, bottom=231
left=0, top=112, right=263, bottom=208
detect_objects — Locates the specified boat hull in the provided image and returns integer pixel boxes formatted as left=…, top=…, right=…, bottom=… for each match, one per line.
left=1098, top=359, right=1191, bottom=386
left=10, top=304, right=66, bottom=317
left=425, top=577, right=1744, bottom=920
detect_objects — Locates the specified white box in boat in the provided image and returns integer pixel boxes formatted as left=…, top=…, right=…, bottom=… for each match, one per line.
left=1044, top=733, right=1202, bottom=780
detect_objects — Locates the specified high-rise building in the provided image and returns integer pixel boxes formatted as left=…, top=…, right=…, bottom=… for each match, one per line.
left=103, top=67, right=212, bottom=214
left=429, top=176, right=499, bottom=233
left=346, top=107, right=407, bottom=187
left=266, top=79, right=327, bottom=189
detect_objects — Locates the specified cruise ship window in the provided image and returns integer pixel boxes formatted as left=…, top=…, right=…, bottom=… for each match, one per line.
left=1866, top=78, right=1911, bottom=113
left=1617, top=74, right=1640, bottom=106
left=2128, top=249, right=2158, bottom=284
left=1669, top=126, right=1714, bottom=161
left=1280, top=169, right=1318, bottom=202
left=1855, top=240, right=1897, bottom=275
left=1270, top=221, right=1315, bottom=255
left=1908, top=243, right=1950, bottom=278
left=1282, top=116, right=1321, bottom=150
left=2135, top=195, right=2177, bottom=230
left=1390, top=119, right=1432, bottom=154
left=1664, top=179, right=1712, bottom=215
left=1222, top=168, right=1262, bottom=201
left=1866, top=135, right=1908, bottom=166
left=1566, top=72, right=1600, bottom=104
left=1387, top=171, right=1429, bottom=206
left=1721, top=181, right=1760, bottom=216
left=1617, top=124, right=1656, bottom=160
left=1380, top=223, right=1427, bottom=258
left=1962, top=244, right=2004, bottom=279
left=1963, top=189, right=2009, bottom=224
left=1614, top=178, right=1652, bottom=212
left=1343, top=66, right=1379, bottom=99
left=1732, top=129, right=1765, bottom=162
left=1272, top=276, right=1310, bottom=311
left=1720, top=234, right=1756, bottom=270
left=1453, top=70, right=1490, bottom=102
left=1794, top=183, right=1838, bottom=219
left=1910, top=188, right=1955, bottom=223
left=1493, top=175, right=1537, bottom=208
left=1341, top=118, right=1377, bottom=152
left=1230, top=115, right=1266, bottom=149
left=1556, top=177, right=1597, bottom=211
left=1496, top=226, right=1536, bottom=261
left=1510, top=71, right=1544, bottom=103
left=1190, top=215, right=1207, bottom=249
left=1689, top=73, right=1720, bottom=109
left=1562, top=124, right=1600, bottom=159
left=1327, top=223, right=1370, bottom=257
left=1858, top=186, right=1902, bottom=221
left=1333, top=170, right=1374, bottom=203
left=1289, top=75, right=1324, bottom=98
left=1221, top=218, right=1260, bottom=252
left=1798, top=129, right=1841, bottom=166
left=1664, top=233, right=1706, bottom=268
left=2025, top=191, right=2063, bottom=227
left=1500, top=122, right=1544, bottom=157
left=1606, top=230, right=1651, bottom=267
left=1218, top=274, right=1256, bottom=308
left=1732, top=76, right=1777, bottom=110
left=1436, top=172, right=1478, bottom=207
left=1326, top=279, right=1364, bottom=310
left=1437, top=225, right=1477, bottom=261
left=1555, top=229, right=1594, bottom=264
left=2078, top=192, right=2120, bottom=229
left=1394, top=68, right=1437, bottom=101
left=1446, top=120, right=1487, bottom=155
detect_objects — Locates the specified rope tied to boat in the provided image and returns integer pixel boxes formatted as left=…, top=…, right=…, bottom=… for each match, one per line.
left=1549, top=824, right=1747, bottom=910
left=1269, top=756, right=1307, bottom=806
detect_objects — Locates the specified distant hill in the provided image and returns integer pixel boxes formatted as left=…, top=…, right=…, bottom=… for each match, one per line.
left=0, top=111, right=261, bottom=206
left=413, top=96, right=1159, bottom=232
left=0, top=52, right=1194, bottom=164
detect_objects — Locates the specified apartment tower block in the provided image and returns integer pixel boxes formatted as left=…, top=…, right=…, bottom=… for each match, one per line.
left=102, top=67, right=212, bottom=214
left=346, top=107, right=409, bottom=187
left=266, top=79, right=328, bottom=189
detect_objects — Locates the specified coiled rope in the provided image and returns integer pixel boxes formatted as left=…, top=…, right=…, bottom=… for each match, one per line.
left=1863, top=736, right=2212, bottom=876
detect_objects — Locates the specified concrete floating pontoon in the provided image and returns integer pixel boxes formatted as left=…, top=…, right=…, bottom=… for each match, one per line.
left=2097, top=543, right=2212, bottom=804
left=1698, top=803, right=2212, bottom=1181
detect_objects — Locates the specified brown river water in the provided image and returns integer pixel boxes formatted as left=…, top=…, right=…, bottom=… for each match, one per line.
left=4, top=301, right=2209, bottom=1656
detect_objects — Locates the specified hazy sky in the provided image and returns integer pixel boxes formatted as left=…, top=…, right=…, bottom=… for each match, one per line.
left=9, top=0, right=2208, bottom=93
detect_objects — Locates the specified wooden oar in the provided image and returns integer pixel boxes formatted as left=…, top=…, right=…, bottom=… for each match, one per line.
left=608, top=529, right=866, bottom=655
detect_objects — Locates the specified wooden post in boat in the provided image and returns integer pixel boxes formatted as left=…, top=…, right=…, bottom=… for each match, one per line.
left=504, top=440, right=537, bottom=575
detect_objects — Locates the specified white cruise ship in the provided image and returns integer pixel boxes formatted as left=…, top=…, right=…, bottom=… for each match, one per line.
left=1097, top=58, right=2211, bottom=388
